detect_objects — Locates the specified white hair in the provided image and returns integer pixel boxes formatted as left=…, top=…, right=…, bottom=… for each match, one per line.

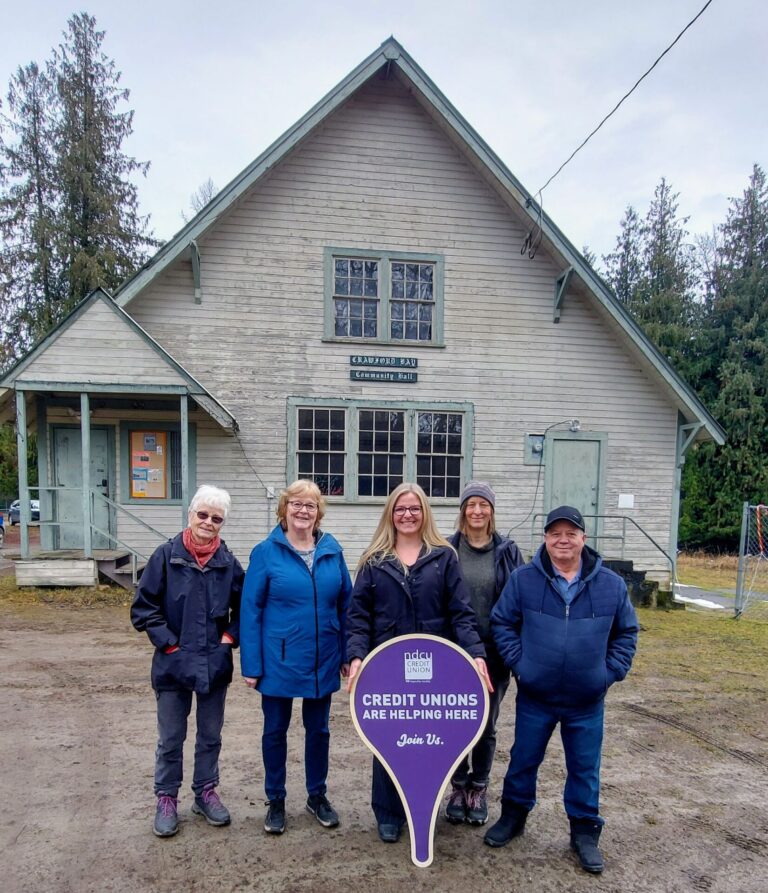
left=188, top=484, right=231, bottom=520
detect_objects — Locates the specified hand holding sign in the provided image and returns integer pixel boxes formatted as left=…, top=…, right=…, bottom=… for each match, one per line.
left=350, top=634, right=489, bottom=867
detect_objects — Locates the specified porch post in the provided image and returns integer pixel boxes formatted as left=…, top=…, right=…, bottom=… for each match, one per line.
left=36, top=396, right=53, bottom=551
left=15, top=389, right=30, bottom=559
left=180, top=394, right=189, bottom=526
left=81, top=392, right=92, bottom=558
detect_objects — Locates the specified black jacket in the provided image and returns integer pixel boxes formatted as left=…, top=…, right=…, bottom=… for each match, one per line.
left=448, top=531, right=524, bottom=679
left=347, top=545, right=485, bottom=661
left=131, top=533, right=244, bottom=693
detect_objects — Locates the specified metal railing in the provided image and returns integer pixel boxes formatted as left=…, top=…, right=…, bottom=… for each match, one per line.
left=528, top=512, right=675, bottom=578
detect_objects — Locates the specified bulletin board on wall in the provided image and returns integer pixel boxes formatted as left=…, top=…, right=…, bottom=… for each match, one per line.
left=130, top=431, right=167, bottom=498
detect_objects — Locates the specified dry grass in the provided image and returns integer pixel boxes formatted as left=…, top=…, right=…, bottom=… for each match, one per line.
left=677, top=550, right=739, bottom=592
left=0, top=573, right=131, bottom=607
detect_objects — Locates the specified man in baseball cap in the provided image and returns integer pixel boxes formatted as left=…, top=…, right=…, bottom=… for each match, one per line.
left=484, top=505, right=638, bottom=874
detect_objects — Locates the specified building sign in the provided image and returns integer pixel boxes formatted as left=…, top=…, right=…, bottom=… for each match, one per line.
left=350, top=355, right=418, bottom=368
left=350, top=369, right=417, bottom=383
left=350, top=634, right=489, bottom=868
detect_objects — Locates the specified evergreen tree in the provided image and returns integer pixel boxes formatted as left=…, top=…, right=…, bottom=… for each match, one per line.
left=52, top=12, right=154, bottom=304
left=603, top=205, right=642, bottom=306
left=0, top=62, right=60, bottom=360
left=680, top=165, right=768, bottom=547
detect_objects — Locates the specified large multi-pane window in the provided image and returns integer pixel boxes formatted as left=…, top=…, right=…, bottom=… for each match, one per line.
left=289, top=399, right=471, bottom=499
left=325, top=249, right=443, bottom=346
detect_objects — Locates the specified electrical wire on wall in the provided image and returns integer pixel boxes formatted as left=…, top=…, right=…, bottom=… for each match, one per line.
left=232, top=426, right=276, bottom=530
left=520, top=0, right=715, bottom=260
left=508, top=418, right=580, bottom=534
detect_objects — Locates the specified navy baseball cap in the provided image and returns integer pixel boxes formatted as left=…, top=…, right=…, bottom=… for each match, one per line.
left=544, top=505, right=586, bottom=532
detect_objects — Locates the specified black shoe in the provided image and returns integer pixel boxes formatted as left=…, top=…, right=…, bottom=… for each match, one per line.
left=466, top=785, right=489, bottom=826
left=483, top=800, right=528, bottom=848
left=445, top=783, right=467, bottom=824
left=153, top=794, right=179, bottom=838
left=306, top=794, right=340, bottom=828
left=570, top=819, right=604, bottom=873
left=264, top=798, right=286, bottom=834
left=378, top=822, right=402, bottom=843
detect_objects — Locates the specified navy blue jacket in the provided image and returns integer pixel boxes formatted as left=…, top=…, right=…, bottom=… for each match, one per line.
left=131, top=533, right=244, bottom=694
left=491, top=544, right=638, bottom=707
left=347, top=545, right=485, bottom=661
left=449, top=530, right=524, bottom=679
left=240, top=525, right=352, bottom=699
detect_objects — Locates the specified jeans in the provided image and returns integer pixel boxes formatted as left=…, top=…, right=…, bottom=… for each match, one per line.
left=451, top=673, right=510, bottom=789
left=501, top=692, right=605, bottom=823
left=154, top=686, right=227, bottom=796
left=371, top=757, right=405, bottom=826
left=261, top=693, right=332, bottom=801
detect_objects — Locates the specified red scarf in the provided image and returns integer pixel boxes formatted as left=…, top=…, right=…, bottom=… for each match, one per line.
left=183, top=527, right=221, bottom=567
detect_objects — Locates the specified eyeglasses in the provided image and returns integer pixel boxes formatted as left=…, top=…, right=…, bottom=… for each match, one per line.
left=288, top=501, right=319, bottom=513
left=196, top=511, right=224, bottom=525
left=393, top=506, right=422, bottom=517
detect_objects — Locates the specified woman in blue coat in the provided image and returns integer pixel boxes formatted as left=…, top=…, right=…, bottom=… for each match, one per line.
left=346, top=482, right=491, bottom=843
left=241, top=480, right=352, bottom=836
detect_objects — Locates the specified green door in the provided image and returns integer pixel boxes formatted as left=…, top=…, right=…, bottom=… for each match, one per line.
left=545, top=434, right=605, bottom=540
left=52, top=426, right=115, bottom=550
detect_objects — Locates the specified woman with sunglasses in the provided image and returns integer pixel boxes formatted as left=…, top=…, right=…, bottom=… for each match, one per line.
left=131, top=484, right=244, bottom=838
left=240, top=479, right=352, bottom=835
left=346, top=482, right=492, bottom=843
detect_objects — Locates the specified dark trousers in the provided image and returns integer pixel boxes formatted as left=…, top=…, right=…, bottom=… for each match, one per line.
left=154, top=686, right=227, bottom=797
left=261, top=693, right=332, bottom=801
left=371, top=757, right=406, bottom=826
left=501, top=692, right=605, bottom=823
left=451, top=673, right=510, bottom=789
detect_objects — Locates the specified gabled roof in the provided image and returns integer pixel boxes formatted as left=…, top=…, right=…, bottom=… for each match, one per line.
left=0, top=289, right=237, bottom=431
left=114, top=36, right=723, bottom=445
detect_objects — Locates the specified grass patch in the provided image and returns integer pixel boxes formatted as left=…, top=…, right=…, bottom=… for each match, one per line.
left=634, top=607, right=768, bottom=692
left=677, top=551, right=738, bottom=591
left=0, top=573, right=131, bottom=607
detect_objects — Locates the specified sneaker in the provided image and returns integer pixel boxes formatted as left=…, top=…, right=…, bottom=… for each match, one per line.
left=153, top=794, right=179, bottom=837
left=192, top=785, right=231, bottom=826
left=445, top=783, right=467, bottom=824
left=466, top=785, right=489, bottom=825
left=264, top=798, right=286, bottom=834
left=306, top=793, right=340, bottom=828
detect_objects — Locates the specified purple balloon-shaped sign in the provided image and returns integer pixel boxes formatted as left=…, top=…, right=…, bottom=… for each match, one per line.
left=350, top=634, right=489, bottom=867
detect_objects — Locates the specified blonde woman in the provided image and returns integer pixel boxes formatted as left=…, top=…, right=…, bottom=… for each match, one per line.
left=241, top=480, right=352, bottom=835
left=346, top=482, right=492, bottom=843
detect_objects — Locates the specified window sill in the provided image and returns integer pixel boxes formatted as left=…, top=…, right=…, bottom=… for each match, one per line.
left=321, top=337, right=445, bottom=349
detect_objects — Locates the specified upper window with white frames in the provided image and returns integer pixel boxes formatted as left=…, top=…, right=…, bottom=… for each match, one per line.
left=323, top=248, right=444, bottom=346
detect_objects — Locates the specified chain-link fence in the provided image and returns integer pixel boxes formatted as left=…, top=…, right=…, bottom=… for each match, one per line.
left=735, top=503, right=768, bottom=621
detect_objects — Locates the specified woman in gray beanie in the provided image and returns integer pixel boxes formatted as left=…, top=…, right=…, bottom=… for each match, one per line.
left=445, top=481, right=524, bottom=826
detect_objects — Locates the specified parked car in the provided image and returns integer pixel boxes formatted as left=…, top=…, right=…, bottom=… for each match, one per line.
left=9, top=499, right=40, bottom=525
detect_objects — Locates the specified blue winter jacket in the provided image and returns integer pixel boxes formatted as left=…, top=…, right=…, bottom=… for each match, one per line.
left=491, top=544, right=638, bottom=708
left=240, top=525, right=353, bottom=699
left=347, top=545, right=485, bottom=661
left=131, top=533, right=244, bottom=694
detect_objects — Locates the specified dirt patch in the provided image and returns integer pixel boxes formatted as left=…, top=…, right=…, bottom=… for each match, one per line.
left=1, top=602, right=767, bottom=893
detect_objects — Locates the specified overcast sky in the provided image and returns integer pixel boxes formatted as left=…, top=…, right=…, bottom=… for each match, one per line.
left=1, top=0, right=765, bottom=261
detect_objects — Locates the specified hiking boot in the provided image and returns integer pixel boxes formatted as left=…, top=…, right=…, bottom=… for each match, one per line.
left=483, top=799, right=528, bottom=847
left=466, top=785, right=489, bottom=825
left=153, top=794, right=179, bottom=837
left=445, top=783, right=467, bottom=824
left=264, top=798, right=286, bottom=834
left=192, top=785, right=231, bottom=826
left=570, top=819, right=604, bottom=873
left=306, top=793, right=340, bottom=828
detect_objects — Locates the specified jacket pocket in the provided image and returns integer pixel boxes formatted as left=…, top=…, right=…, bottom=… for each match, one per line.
left=267, top=624, right=301, bottom=663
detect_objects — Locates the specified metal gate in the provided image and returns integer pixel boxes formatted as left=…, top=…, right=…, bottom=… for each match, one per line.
left=735, top=502, right=768, bottom=621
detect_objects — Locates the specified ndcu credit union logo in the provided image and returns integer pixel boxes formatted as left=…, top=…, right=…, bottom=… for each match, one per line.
left=351, top=634, right=489, bottom=868
left=404, top=648, right=432, bottom=681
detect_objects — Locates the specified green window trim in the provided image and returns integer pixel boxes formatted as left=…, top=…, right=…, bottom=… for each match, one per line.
left=119, top=421, right=197, bottom=506
left=287, top=397, right=473, bottom=503
left=322, top=247, right=445, bottom=346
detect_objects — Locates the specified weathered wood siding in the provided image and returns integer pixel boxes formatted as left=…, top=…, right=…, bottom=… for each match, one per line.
left=126, top=76, right=677, bottom=582
left=20, top=298, right=188, bottom=387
